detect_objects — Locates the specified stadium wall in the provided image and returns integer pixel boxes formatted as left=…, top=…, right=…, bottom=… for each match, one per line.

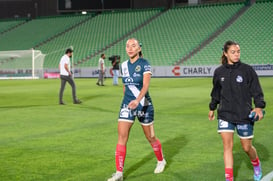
left=43, top=64, right=273, bottom=79
left=0, top=0, right=58, bottom=19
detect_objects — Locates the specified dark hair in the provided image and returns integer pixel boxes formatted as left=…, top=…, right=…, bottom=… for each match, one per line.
left=139, top=51, right=142, bottom=57
left=65, top=48, right=73, bottom=54
left=101, top=53, right=105, bottom=58
left=139, top=42, right=142, bottom=57
left=221, top=40, right=239, bottom=64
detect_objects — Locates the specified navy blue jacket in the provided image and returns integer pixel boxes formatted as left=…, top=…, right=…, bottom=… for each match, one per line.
left=209, top=61, right=266, bottom=124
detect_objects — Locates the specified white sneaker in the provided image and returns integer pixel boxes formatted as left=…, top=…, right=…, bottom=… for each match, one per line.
left=107, top=172, right=123, bottom=181
left=154, top=159, right=167, bottom=174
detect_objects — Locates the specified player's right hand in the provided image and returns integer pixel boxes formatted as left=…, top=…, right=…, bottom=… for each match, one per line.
left=208, top=110, right=215, bottom=121
left=128, top=100, right=139, bottom=110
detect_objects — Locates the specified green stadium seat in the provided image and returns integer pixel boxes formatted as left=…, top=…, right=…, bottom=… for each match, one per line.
left=186, top=1, right=273, bottom=65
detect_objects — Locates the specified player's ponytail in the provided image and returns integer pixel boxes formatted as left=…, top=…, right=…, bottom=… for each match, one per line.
left=221, top=52, right=227, bottom=65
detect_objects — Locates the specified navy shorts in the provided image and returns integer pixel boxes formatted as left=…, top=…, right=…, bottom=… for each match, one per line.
left=118, top=104, right=154, bottom=125
left=218, top=119, right=254, bottom=139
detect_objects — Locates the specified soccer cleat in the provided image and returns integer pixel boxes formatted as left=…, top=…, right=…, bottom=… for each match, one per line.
left=107, top=172, right=123, bottom=181
left=225, top=178, right=233, bottom=181
left=96, top=82, right=100, bottom=86
left=154, top=159, right=166, bottom=174
left=73, top=99, right=82, bottom=104
left=253, top=163, right=262, bottom=181
left=59, top=102, right=65, bottom=105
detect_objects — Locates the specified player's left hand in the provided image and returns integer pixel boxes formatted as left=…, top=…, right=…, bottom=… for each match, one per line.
left=252, top=108, right=264, bottom=121
left=208, top=110, right=215, bottom=121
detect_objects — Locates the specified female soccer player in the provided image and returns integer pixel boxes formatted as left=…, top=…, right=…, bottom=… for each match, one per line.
left=208, top=40, right=266, bottom=181
left=108, top=38, right=166, bottom=181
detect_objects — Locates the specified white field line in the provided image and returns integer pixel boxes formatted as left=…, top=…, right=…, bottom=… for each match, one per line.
left=261, top=171, right=273, bottom=181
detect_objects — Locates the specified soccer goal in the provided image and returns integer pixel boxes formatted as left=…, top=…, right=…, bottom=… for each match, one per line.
left=0, top=49, right=45, bottom=79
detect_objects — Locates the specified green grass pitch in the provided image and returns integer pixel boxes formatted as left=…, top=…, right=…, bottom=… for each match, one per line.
left=0, top=77, right=272, bottom=181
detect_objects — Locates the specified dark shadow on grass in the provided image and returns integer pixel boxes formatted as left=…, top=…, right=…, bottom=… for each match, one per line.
left=73, top=104, right=116, bottom=113
left=124, top=135, right=187, bottom=179
left=233, top=141, right=269, bottom=180
left=253, top=142, right=270, bottom=162
left=0, top=104, right=47, bottom=109
left=80, top=94, right=104, bottom=101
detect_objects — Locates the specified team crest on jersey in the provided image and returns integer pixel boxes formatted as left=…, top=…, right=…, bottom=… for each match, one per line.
left=219, top=119, right=228, bottom=128
left=135, top=65, right=141, bottom=72
left=120, top=107, right=130, bottom=118
left=236, top=75, right=243, bottom=83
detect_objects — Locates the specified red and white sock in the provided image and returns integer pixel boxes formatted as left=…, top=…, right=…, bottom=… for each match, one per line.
left=151, top=139, right=163, bottom=161
left=115, top=144, right=126, bottom=172
left=225, top=168, right=233, bottom=181
left=251, top=157, right=260, bottom=167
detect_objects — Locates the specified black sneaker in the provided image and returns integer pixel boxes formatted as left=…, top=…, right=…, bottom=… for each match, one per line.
left=96, top=82, right=100, bottom=86
left=73, top=100, right=82, bottom=104
left=59, top=102, right=65, bottom=105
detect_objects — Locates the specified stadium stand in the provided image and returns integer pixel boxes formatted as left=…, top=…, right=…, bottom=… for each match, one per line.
left=183, top=1, right=273, bottom=65
left=84, top=3, right=244, bottom=67
left=39, top=9, right=162, bottom=68
left=0, top=1, right=272, bottom=69
left=0, top=19, right=26, bottom=34
left=0, top=15, right=92, bottom=50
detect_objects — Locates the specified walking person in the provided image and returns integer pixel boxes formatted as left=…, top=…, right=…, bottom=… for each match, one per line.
left=96, top=53, right=106, bottom=86
left=208, top=40, right=266, bottom=181
left=59, top=48, right=81, bottom=105
left=111, top=56, right=120, bottom=85
left=107, top=38, right=166, bottom=181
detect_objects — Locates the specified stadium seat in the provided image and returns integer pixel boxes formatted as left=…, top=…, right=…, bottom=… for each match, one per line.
left=185, top=1, right=273, bottom=65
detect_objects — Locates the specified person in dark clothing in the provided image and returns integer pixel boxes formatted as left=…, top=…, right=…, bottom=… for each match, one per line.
left=59, top=48, right=81, bottom=105
left=111, top=56, right=120, bottom=85
left=208, top=40, right=265, bottom=181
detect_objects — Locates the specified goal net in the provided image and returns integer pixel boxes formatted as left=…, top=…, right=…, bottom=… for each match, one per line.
left=0, top=49, right=45, bottom=79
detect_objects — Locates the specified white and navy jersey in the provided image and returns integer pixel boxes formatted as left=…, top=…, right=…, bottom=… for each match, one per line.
left=120, top=58, right=152, bottom=108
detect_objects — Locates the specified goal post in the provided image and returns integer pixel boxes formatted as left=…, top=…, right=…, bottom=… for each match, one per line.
left=0, top=49, right=45, bottom=79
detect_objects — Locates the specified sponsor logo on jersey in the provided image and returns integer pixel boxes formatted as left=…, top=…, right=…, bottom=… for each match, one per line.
left=221, top=77, right=225, bottom=82
left=124, top=77, right=134, bottom=83
left=131, top=110, right=145, bottom=117
left=237, top=124, right=248, bottom=130
left=243, top=132, right=249, bottom=136
left=133, top=72, right=141, bottom=77
left=144, top=65, right=151, bottom=72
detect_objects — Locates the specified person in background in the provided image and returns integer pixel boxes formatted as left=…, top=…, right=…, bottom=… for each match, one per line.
left=96, top=53, right=106, bottom=86
left=59, top=48, right=81, bottom=105
left=208, top=40, right=265, bottom=181
left=111, top=56, right=120, bottom=85
left=107, top=38, right=166, bottom=181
